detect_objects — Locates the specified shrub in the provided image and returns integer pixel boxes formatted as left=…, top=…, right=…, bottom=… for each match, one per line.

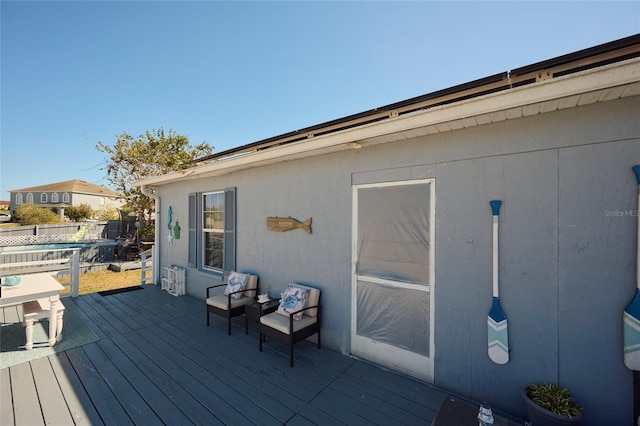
left=94, top=205, right=119, bottom=221
left=65, top=203, right=93, bottom=222
left=138, top=224, right=155, bottom=241
left=14, top=203, right=64, bottom=225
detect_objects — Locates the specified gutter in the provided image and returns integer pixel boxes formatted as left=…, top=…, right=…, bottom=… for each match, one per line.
left=140, top=185, right=160, bottom=286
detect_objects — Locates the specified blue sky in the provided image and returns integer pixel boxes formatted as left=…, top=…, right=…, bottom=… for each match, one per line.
left=1, top=1, right=639, bottom=201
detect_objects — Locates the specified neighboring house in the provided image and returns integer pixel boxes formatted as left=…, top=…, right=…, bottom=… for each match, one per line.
left=9, top=179, right=124, bottom=219
left=0, top=200, right=9, bottom=210
left=134, top=34, right=640, bottom=425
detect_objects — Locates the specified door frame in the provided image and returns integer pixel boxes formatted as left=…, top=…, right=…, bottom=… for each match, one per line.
left=350, top=178, right=436, bottom=382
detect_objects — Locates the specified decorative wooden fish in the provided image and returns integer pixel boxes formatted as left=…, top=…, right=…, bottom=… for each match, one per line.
left=267, top=217, right=312, bottom=234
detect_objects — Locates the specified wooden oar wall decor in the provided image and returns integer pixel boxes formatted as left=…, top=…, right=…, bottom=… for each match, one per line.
left=624, top=165, right=640, bottom=370
left=488, top=200, right=509, bottom=365
left=267, top=217, right=312, bottom=234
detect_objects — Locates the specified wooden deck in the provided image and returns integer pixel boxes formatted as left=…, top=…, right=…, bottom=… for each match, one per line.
left=1, top=285, right=469, bottom=425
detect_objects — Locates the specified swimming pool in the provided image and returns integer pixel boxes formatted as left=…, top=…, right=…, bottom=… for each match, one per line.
left=0, top=240, right=115, bottom=253
left=0, top=243, right=86, bottom=253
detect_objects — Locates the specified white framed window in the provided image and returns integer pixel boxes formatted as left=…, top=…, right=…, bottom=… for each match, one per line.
left=62, top=193, right=70, bottom=203
left=16, top=193, right=23, bottom=205
left=26, top=193, right=33, bottom=203
left=188, top=188, right=236, bottom=273
left=41, top=193, right=48, bottom=203
left=202, top=191, right=225, bottom=270
left=52, top=193, right=59, bottom=203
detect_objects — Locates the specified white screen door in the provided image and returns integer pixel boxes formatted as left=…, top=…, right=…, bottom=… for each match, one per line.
left=351, top=179, right=435, bottom=382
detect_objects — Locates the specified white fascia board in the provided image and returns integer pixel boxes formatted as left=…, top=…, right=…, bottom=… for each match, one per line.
left=134, top=58, right=640, bottom=188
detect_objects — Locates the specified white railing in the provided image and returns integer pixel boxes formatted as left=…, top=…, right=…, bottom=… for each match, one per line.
left=0, top=249, right=81, bottom=297
left=140, top=248, right=153, bottom=285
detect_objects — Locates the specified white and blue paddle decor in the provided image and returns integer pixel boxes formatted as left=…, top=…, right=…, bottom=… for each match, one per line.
left=624, top=165, right=640, bottom=370
left=488, top=200, right=509, bottom=365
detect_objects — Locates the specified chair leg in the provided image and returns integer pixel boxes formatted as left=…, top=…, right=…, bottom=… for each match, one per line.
left=289, top=335, right=295, bottom=367
left=206, top=309, right=210, bottom=326
left=289, top=343, right=294, bottom=368
left=317, top=329, right=321, bottom=349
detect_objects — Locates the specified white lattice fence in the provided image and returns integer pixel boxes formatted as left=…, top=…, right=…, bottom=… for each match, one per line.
left=0, top=233, right=101, bottom=246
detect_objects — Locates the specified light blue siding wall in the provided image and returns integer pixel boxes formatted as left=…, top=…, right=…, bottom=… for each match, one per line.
left=156, top=95, right=640, bottom=424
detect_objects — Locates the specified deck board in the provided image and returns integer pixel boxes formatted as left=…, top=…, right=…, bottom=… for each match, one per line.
left=173, top=313, right=332, bottom=401
left=83, top=293, right=136, bottom=336
left=331, top=374, right=434, bottom=425
left=9, top=362, right=44, bottom=426
left=70, top=296, right=114, bottom=339
left=135, top=323, right=287, bottom=425
left=82, top=341, right=165, bottom=425
left=106, top=291, right=166, bottom=324
left=94, top=337, right=195, bottom=425
left=1, top=283, right=517, bottom=425
left=64, top=345, right=134, bottom=425
left=109, top=333, right=226, bottom=426
left=0, top=368, right=15, bottom=425
left=134, top=322, right=266, bottom=419
left=30, top=356, right=75, bottom=426
left=310, top=393, right=377, bottom=425
left=49, top=352, right=105, bottom=426
left=62, top=295, right=108, bottom=340
left=296, top=403, right=348, bottom=425
left=320, top=378, right=412, bottom=425
left=90, top=292, right=155, bottom=329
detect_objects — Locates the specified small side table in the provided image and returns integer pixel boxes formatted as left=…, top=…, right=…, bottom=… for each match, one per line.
left=245, top=299, right=280, bottom=337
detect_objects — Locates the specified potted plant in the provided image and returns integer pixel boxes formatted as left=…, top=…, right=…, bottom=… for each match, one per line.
left=522, top=383, right=582, bottom=425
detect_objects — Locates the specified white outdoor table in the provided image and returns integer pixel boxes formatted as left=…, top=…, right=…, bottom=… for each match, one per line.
left=0, top=273, right=64, bottom=349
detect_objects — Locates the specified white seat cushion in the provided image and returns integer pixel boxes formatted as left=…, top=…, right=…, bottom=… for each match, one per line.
left=260, top=312, right=317, bottom=334
left=206, top=295, right=254, bottom=310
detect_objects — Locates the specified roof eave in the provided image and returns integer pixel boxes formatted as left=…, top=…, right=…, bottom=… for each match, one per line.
left=134, top=56, right=640, bottom=188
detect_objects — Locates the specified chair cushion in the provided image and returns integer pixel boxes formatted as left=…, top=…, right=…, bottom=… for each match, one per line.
left=260, top=311, right=318, bottom=334
left=243, top=275, right=258, bottom=298
left=224, top=272, right=249, bottom=300
left=207, top=295, right=254, bottom=310
left=276, top=284, right=309, bottom=321
left=288, top=283, right=320, bottom=318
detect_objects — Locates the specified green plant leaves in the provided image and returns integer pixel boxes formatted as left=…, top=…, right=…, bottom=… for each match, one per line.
left=527, top=383, right=583, bottom=418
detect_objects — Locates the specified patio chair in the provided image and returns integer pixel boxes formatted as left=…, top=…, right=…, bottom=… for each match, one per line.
left=259, top=283, right=321, bottom=367
left=127, top=242, right=140, bottom=261
left=22, top=298, right=65, bottom=350
left=206, top=273, right=259, bottom=335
